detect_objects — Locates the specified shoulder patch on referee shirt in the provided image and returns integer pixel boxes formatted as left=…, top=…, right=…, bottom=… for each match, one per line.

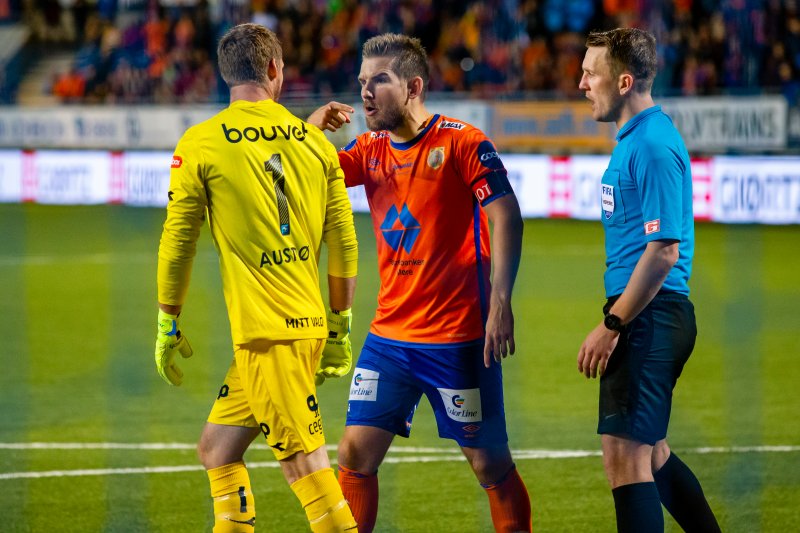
left=644, top=219, right=661, bottom=234
left=171, top=155, right=183, bottom=168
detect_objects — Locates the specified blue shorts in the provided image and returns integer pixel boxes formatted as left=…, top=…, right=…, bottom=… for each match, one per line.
left=346, top=333, right=508, bottom=447
left=598, top=292, right=697, bottom=445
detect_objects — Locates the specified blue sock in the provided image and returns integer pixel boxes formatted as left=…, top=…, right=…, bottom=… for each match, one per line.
left=654, top=453, right=721, bottom=532
left=612, top=481, right=664, bottom=533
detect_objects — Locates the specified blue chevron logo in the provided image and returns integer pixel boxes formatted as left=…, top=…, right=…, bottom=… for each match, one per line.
left=380, top=204, right=420, bottom=254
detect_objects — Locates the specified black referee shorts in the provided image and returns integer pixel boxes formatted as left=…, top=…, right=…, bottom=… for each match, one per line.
left=597, top=292, right=697, bottom=445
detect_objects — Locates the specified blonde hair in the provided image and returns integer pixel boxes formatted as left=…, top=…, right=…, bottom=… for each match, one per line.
left=586, top=28, right=657, bottom=92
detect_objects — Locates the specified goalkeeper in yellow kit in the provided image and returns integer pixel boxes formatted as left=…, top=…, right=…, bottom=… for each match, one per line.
left=154, top=23, right=358, bottom=532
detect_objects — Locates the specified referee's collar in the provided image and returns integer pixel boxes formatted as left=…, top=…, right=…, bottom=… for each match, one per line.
left=616, top=105, right=661, bottom=141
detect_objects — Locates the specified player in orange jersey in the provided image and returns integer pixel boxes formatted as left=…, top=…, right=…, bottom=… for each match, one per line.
left=309, top=33, right=532, bottom=532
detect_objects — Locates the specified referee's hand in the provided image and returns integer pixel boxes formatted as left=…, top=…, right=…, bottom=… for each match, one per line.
left=577, top=321, right=619, bottom=378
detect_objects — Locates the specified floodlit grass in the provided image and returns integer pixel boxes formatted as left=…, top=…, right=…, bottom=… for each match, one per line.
left=1, top=204, right=798, bottom=532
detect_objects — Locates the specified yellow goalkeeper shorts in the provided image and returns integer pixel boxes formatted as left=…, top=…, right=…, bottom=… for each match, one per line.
left=207, top=338, right=326, bottom=460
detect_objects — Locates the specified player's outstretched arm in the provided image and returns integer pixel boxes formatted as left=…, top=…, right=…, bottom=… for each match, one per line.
left=482, top=194, right=523, bottom=368
left=307, top=102, right=354, bottom=132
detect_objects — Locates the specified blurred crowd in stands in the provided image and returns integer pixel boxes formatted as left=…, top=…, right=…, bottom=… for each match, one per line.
left=14, top=0, right=800, bottom=105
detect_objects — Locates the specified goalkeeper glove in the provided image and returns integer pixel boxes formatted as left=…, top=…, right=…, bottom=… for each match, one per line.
left=316, top=308, right=353, bottom=386
left=154, top=309, right=193, bottom=386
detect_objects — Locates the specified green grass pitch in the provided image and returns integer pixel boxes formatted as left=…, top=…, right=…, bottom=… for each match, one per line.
left=0, top=204, right=798, bottom=532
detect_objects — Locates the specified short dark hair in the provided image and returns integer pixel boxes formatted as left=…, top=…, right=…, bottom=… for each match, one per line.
left=362, top=33, right=430, bottom=100
left=586, top=28, right=657, bottom=92
left=217, top=23, right=282, bottom=88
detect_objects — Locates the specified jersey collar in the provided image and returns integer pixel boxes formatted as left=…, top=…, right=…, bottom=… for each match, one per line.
left=389, top=114, right=441, bottom=151
left=616, top=105, right=661, bottom=141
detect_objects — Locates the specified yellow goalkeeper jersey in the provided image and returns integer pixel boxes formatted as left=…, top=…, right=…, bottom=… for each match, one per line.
left=158, top=98, right=358, bottom=344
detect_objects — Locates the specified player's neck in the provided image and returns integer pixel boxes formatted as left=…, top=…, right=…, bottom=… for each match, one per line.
left=616, top=93, right=656, bottom=129
left=389, top=105, right=433, bottom=144
left=229, top=84, right=277, bottom=104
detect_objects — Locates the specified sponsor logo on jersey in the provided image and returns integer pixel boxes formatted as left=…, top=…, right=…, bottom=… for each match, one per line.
left=260, top=246, right=311, bottom=267
left=427, top=146, right=445, bottom=169
left=170, top=155, right=183, bottom=168
left=644, top=219, right=661, bottom=234
left=222, top=122, right=308, bottom=143
left=439, top=120, right=465, bottom=130
left=437, top=388, right=482, bottom=422
left=602, top=185, right=615, bottom=219
left=350, top=368, right=379, bottom=401
left=367, top=158, right=381, bottom=170
left=477, top=140, right=503, bottom=170
left=369, top=131, right=389, bottom=139
left=462, top=424, right=481, bottom=433
left=307, top=394, right=323, bottom=435
left=285, top=316, right=324, bottom=329
left=260, top=422, right=285, bottom=451
left=392, top=161, right=413, bottom=171
left=380, top=204, right=420, bottom=254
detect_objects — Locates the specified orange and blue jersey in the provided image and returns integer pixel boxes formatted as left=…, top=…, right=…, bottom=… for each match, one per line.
left=339, top=114, right=513, bottom=345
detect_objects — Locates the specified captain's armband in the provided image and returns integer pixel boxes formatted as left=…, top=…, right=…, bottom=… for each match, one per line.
left=470, top=170, right=513, bottom=207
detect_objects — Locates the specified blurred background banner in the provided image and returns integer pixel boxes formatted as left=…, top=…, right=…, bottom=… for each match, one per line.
left=0, top=97, right=791, bottom=153
left=2, top=149, right=798, bottom=224
left=660, top=96, right=788, bottom=153
left=490, top=101, right=617, bottom=153
left=0, top=105, right=219, bottom=149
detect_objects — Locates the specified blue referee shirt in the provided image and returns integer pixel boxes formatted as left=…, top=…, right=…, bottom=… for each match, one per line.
left=600, top=105, right=694, bottom=297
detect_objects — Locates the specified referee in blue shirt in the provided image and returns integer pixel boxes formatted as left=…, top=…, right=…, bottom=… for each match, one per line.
left=576, top=28, right=721, bottom=533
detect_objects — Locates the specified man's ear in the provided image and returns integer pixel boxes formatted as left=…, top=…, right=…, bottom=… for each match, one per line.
left=267, top=57, right=280, bottom=81
left=618, top=72, right=634, bottom=95
left=407, top=76, right=424, bottom=100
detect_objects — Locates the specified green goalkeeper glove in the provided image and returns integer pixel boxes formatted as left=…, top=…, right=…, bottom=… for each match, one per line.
left=316, top=308, right=353, bottom=386
left=154, top=309, right=193, bottom=386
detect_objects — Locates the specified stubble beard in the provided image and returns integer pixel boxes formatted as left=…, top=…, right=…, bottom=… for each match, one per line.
left=597, top=94, right=624, bottom=123
left=365, top=102, right=405, bottom=132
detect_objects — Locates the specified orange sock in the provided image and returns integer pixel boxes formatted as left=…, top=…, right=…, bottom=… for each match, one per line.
left=338, top=464, right=378, bottom=533
left=482, top=465, right=532, bottom=532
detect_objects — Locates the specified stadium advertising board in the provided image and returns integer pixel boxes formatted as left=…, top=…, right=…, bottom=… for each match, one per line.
left=490, top=102, right=617, bottom=153
left=25, top=150, right=111, bottom=204
left=501, top=154, right=550, bottom=218
left=0, top=106, right=219, bottom=149
left=119, top=151, right=172, bottom=206
left=0, top=149, right=22, bottom=202
left=1, top=150, right=798, bottom=224
left=660, top=96, right=787, bottom=153
left=710, top=157, right=800, bottom=224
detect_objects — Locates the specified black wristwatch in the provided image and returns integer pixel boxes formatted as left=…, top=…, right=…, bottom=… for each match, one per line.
left=604, top=313, right=624, bottom=333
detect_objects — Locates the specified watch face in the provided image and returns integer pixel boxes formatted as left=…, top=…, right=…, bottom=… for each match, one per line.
left=604, top=314, right=622, bottom=332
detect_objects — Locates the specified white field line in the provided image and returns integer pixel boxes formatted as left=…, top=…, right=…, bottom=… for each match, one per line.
left=0, top=443, right=798, bottom=481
